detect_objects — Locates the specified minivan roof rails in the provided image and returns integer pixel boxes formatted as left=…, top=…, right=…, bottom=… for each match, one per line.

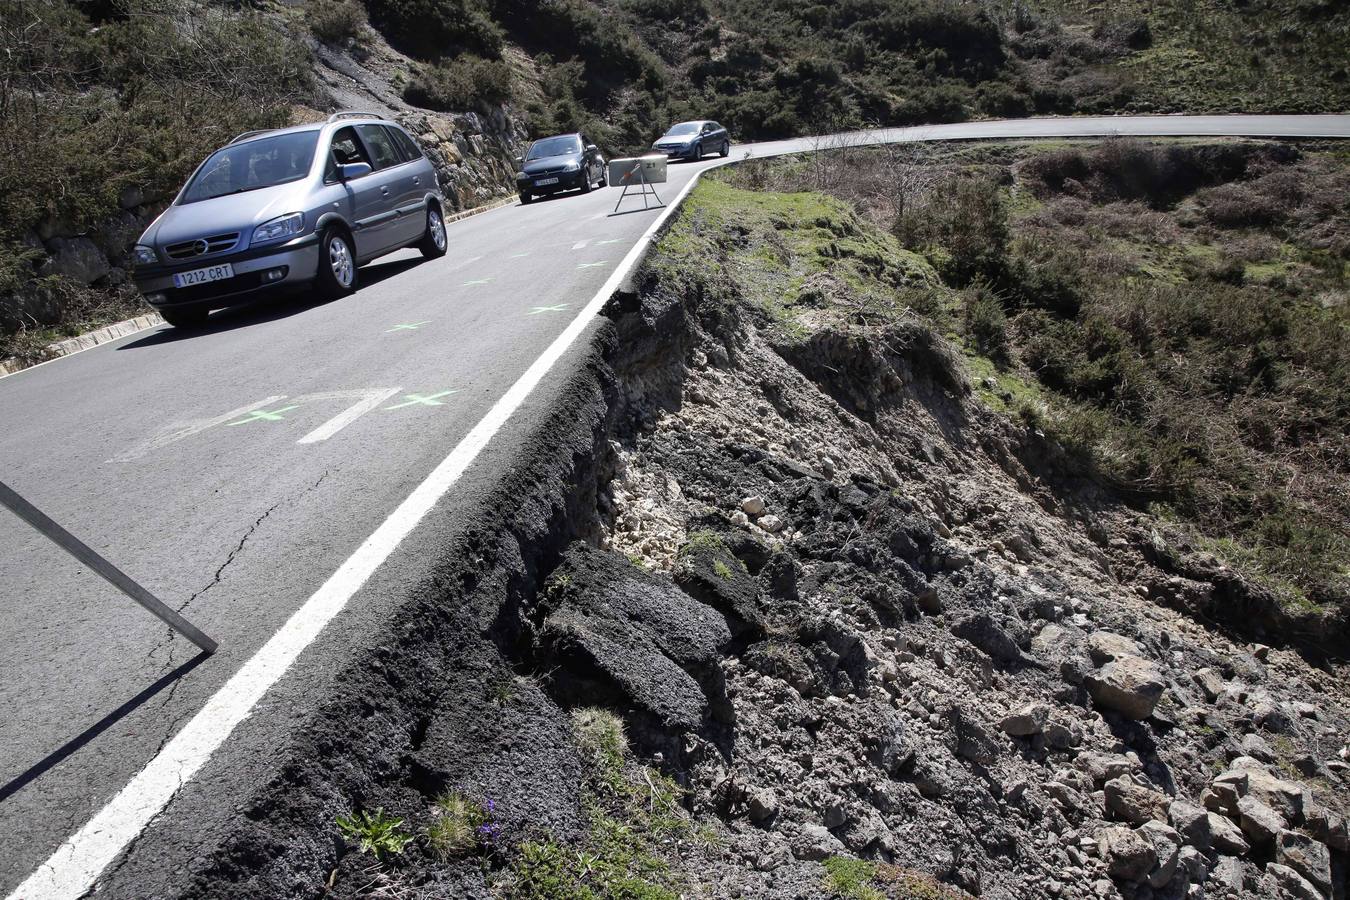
left=228, top=129, right=271, bottom=144
left=327, top=110, right=383, bottom=123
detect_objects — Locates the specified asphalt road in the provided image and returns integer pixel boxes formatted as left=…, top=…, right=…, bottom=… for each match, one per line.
left=2, top=114, right=1348, bottom=898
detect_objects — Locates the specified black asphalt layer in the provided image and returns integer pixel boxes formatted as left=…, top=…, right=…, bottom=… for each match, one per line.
left=2, top=115, right=1348, bottom=896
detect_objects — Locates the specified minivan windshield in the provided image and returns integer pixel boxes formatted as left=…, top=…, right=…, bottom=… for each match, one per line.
left=527, top=136, right=582, bottom=160
left=182, top=131, right=319, bottom=204
left=663, top=123, right=700, bottom=137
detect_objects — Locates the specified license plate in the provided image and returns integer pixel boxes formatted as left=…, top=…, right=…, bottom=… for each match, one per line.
left=173, top=263, right=234, bottom=288
left=534, top=177, right=559, bottom=186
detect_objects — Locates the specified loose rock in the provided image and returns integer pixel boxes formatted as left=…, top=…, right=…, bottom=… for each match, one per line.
left=1086, top=656, right=1166, bottom=720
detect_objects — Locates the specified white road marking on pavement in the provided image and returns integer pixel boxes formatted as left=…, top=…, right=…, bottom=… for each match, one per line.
left=7, top=145, right=713, bottom=900
left=571, top=240, right=588, bottom=250
left=296, top=388, right=402, bottom=445
left=112, top=396, right=286, bottom=462
left=446, top=254, right=483, bottom=271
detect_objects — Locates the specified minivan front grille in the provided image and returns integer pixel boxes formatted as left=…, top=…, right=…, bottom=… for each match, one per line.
left=165, top=232, right=240, bottom=260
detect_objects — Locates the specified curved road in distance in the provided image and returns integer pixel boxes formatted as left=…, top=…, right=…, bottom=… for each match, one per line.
left=2, top=114, right=1348, bottom=898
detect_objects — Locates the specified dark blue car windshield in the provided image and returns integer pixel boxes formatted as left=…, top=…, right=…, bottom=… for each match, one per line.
left=182, top=132, right=319, bottom=204
left=527, top=136, right=582, bottom=159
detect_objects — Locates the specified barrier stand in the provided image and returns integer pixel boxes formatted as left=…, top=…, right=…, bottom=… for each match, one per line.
left=610, top=154, right=668, bottom=213
left=0, top=479, right=218, bottom=654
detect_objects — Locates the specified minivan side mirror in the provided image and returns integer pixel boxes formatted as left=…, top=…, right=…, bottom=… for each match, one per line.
left=585, top=144, right=598, bottom=153
left=514, top=155, right=524, bottom=165
left=340, top=162, right=372, bottom=181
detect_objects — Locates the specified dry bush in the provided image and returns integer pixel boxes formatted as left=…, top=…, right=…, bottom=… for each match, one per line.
left=309, top=0, right=366, bottom=45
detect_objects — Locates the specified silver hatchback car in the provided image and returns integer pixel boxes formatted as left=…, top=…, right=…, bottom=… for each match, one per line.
left=132, top=112, right=447, bottom=327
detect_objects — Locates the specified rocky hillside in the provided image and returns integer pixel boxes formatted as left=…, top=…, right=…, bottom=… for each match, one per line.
left=131, top=142, right=1350, bottom=900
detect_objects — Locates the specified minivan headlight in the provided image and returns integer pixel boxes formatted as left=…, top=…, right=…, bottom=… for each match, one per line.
left=562, top=161, right=581, bottom=172
left=132, top=245, right=158, bottom=266
left=252, top=212, right=305, bottom=245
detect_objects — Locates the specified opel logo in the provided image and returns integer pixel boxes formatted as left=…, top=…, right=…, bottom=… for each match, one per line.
left=192, top=239, right=209, bottom=256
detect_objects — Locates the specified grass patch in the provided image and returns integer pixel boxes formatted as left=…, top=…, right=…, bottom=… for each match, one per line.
left=825, top=856, right=884, bottom=900
left=823, top=856, right=967, bottom=899
left=426, top=790, right=501, bottom=859
left=506, top=707, right=691, bottom=899
left=654, top=177, right=937, bottom=340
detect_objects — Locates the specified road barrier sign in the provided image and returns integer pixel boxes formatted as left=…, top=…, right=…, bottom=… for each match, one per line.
left=609, top=155, right=667, bottom=212
left=0, top=480, right=218, bottom=654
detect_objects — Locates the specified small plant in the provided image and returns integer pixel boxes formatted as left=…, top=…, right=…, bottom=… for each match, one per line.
left=489, top=675, right=518, bottom=706
left=426, top=790, right=502, bottom=858
left=572, top=708, right=628, bottom=777
left=824, top=856, right=884, bottom=900
left=336, top=808, right=413, bottom=859
left=713, top=559, right=735, bottom=580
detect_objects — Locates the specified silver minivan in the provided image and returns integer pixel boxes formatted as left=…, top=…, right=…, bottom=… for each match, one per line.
left=131, top=112, right=447, bottom=327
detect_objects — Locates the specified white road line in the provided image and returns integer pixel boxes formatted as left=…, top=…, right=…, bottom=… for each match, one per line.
left=7, top=144, right=707, bottom=900
left=445, top=254, right=483, bottom=271
left=295, top=388, right=402, bottom=445
left=571, top=240, right=588, bottom=250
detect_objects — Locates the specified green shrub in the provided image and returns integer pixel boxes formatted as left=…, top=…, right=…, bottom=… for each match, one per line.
left=366, top=0, right=502, bottom=59
left=404, top=55, right=513, bottom=111
left=961, top=284, right=1010, bottom=364
left=308, top=0, right=365, bottom=44
left=895, top=175, right=1008, bottom=287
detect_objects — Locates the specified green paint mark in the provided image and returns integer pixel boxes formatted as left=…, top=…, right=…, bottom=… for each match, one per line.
left=385, top=321, right=431, bottom=332
left=528, top=303, right=570, bottom=315
left=576, top=262, right=607, bottom=269
left=463, top=278, right=493, bottom=286
left=225, top=405, right=299, bottom=426
left=385, top=390, right=459, bottom=410
left=597, top=239, right=621, bottom=245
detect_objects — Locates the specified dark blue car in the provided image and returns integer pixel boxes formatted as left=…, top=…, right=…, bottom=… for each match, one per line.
left=652, top=121, right=731, bottom=161
left=515, top=133, right=607, bottom=204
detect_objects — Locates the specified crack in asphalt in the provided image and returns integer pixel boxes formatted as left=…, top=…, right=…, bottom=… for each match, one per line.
left=175, top=468, right=334, bottom=617
left=177, top=500, right=285, bottom=615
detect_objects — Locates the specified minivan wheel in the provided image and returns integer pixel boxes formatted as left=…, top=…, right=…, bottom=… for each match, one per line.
left=720, top=140, right=730, bottom=157
left=316, top=227, right=357, bottom=300
left=580, top=170, right=593, bottom=194
left=161, top=307, right=208, bottom=329
left=691, top=142, right=702, bottom=161
left=417, top=205, right=448, bottom=259
left=519, top=192, right=532, bottom=205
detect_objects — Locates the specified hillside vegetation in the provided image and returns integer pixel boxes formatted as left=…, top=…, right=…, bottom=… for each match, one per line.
left=376, top=0, right=1350, bottom=152
left=716, top=137, right=1349, bottom=647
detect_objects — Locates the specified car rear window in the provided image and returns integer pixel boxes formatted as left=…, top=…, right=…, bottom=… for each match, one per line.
left=386, top=126, right=424, bottom=162
left=357, top=124, right=402, bottom=170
